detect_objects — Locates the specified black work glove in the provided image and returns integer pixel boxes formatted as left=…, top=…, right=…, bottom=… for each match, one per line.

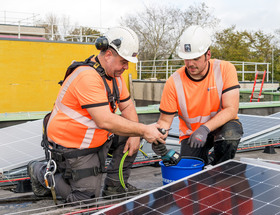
left=188, top=125, right=210, bottom=148
left=152, top=143, right=168, bottom=156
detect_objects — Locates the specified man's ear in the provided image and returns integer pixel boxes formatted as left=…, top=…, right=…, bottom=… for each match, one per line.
left=206, top=50, right=211, bottom=61
left=104, top=49, right=113, bottom=62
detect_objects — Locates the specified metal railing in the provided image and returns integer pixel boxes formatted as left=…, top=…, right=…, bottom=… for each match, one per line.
left=137, top=59, right=183, bottom=80
left=137, top=59, right=271, bottom=82
left=0, top=23, right=104, bottom=42
left=0, top=11, right=106, bottom=42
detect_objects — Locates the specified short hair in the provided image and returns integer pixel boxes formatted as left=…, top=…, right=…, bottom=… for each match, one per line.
left=100, top=46, right=118, bottom=56
left=204, top=47, right=210, bottom=57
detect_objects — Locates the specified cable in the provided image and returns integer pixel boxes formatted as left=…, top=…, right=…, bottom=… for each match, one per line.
left=139, top=139, right=148, bottom=158
left=139, top=148, right=148, bottom=158
left=118, top=147, right=149, bottom=190
left=119, top=151, right=129, bottom=190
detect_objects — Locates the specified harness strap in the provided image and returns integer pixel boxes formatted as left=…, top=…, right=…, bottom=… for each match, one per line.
left=63, top=160, right=73, bottom=180
left=97, top=144, right=107, bottom=173
left=61, top=55, right=96, bottom=83
left=61, top=55, right=120, bottom=112
left=62, top=145, right=103, bottom=159
left=113, top=78, right=120, bottom=104
left=95, top=56, right=120, bottom=112
left=45, top=142, right=107, bottom=181
left=101, top=75, right=116, bottom=111
left=72, top=167, right=101, bottom=181
left=41, top=112, right=108, bottom=180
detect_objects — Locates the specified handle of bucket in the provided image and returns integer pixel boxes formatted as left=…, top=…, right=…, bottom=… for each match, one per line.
left=180, top=156, right=205, bottom=167
left=192, top=162, right=204, bottom=167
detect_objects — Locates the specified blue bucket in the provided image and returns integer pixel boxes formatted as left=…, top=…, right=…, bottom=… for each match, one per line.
left=159, top=157, right=205, bottom=185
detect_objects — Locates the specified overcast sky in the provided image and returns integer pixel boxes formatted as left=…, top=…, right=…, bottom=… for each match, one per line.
left=1, top=0, right=280, bottom=34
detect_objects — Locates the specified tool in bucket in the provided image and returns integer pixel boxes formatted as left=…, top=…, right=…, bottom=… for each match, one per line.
left=152, top=128, right=181, bottom=167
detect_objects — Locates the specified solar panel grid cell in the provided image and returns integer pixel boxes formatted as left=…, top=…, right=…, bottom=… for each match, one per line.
left=203, top=161, right=280, bottom=214
left=0, top=119, right=44, bottom=171
left=100, top=160, right=280, bottom=215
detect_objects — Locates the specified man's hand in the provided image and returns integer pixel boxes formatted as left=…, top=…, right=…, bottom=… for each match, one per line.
left=143, top=124, right=167, bottom=144
left=123, top=136, right=140, bottom=156
left=188, top=125, right=210, bottom=148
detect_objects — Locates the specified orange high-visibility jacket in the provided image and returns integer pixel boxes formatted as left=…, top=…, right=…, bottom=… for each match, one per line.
left=159, top=59, right=240, bottom=141
left=47, top=66, right=130, bottom=149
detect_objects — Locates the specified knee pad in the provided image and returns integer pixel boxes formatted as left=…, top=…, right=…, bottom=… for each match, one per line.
left=213, top=120, right=243, bottom=142
left=214, top=139, right=240, bottom=159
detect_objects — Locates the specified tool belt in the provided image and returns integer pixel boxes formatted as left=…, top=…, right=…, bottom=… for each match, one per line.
left=41, top=112, right=109, bottom=181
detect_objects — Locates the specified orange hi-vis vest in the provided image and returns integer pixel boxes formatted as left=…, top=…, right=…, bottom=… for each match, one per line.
left=47, top=65, right=129, bottom=149
left=159, top=59, right=240, bottom=141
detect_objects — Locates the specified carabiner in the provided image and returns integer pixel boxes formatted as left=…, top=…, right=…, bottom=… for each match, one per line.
left=46, top=159, right=57, bottom=175
left=44, top=171, right=56, bottom=189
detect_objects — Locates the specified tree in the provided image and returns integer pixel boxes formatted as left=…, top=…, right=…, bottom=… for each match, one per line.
left=60, top=15, right=72, bottom=41
left=39, top=13, right=61, bottom=40
left=66, top=27, right=101, bottom=42
left=37, top=14, right=100, bottom=43
left=121, top=2, right=219, bottom=78
left=273, top=29, right=280, bottom=82
left=251, top=30, right=273, bottom=62
left=211, top=26, right=252, bottom=61
left=211, top=26, right=276, bottom=81
left=121, top=2, right=219, bottom=61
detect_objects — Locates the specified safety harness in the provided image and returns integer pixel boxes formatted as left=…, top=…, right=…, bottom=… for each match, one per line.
left=41, top=55, right=119, bottom=182
left=60, top=55, right=120, bottom=112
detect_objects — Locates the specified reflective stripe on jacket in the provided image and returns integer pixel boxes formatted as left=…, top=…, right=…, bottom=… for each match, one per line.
left=172, top=60, right=223, bottom=138
left=47, top=66, right=122, bottom=149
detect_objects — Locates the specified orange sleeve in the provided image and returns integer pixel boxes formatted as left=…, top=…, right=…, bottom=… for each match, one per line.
left=159, top=77, right=178, bottom=114
left=73, top=71, right=108, bottom=107
left=221, top=61, right=240, bottom=91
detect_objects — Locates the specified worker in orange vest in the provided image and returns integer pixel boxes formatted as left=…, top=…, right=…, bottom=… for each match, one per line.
left=156, top=25, right=243, bottom=165
left=27, top=26, right=166, bottom=202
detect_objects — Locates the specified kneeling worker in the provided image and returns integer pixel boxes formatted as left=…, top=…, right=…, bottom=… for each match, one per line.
left=28, top=26, right=166, bottom=202
left=156, top=25, right=243, bottom=166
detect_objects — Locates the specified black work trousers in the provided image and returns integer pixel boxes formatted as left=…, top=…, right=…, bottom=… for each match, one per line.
left=181, top=119, right=243, bottom=165
left=34, top=135, right=137, bottom=202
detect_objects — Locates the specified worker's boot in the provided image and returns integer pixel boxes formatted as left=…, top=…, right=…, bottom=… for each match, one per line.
left=27, top=161, right=51, bottom=197
left=102, top=183, right=139, bottom=199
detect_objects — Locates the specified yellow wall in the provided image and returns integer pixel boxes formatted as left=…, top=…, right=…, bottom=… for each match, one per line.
left=0, top=39, right=137, bottom=113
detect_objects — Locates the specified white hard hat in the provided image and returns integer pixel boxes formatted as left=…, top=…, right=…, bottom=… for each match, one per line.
left=178, top=25, right=212, bottom=60
left=104, top=26, right=139, bottom=63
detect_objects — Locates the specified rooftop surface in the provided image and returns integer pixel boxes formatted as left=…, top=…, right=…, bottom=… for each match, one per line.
left=1, top=103, right=280, bottom=214
left=1, top=147, right=279, bottom=215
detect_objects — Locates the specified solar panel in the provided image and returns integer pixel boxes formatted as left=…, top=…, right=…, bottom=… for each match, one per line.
left=241, top=158, right=280, bottom=170
left=1, top=112, right=279, bottom=173
left=168, top=114, right=280, bottom=143
left=269, top=112, right=280, bottom=118
left=239, top=114, right=280, bottom=141
left=0, top=119, right=163, bottom=174
left=0, top=119, right=44, bottom=172
left=97, top=160, right=280, bottom=214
